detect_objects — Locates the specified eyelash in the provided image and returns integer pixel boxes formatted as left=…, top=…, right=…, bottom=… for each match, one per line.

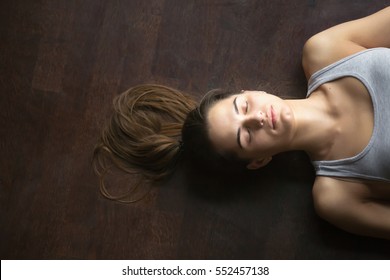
left=245, top=100, right=251, bottom=143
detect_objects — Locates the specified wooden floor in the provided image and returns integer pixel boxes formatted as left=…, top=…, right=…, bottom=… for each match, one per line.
left=1, top=0, right=389, bottom=259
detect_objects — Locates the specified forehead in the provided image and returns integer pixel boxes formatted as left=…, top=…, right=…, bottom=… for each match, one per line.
left=207, top=95, right=238, bottom=153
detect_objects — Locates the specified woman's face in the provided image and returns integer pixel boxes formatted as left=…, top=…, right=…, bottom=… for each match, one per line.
left=207, top=91, right=294, bottom=168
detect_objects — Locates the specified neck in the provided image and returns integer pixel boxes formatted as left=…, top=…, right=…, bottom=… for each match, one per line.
left=285, top=94, right=339, bottom=160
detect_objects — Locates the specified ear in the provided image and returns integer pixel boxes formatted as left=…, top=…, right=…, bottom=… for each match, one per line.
left=246, top=157, right=272, bottom=170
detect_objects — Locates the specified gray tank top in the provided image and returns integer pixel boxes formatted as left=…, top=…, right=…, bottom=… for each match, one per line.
left=307, top=48, right=390, bottom=183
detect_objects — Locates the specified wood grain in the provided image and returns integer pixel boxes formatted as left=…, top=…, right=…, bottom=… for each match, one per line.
left=1, top=0, right=389, bottom=259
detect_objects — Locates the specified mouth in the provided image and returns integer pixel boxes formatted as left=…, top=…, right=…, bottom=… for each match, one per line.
left=268, top=105, right=276, bottom=129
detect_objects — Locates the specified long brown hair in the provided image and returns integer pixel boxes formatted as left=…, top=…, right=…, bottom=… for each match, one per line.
left=93, top=84, right=197, bottom=202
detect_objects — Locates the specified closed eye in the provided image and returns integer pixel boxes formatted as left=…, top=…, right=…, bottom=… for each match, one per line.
left=247, top=128, right=251, bottom=144
left=235, top=97, right=251, bottom=148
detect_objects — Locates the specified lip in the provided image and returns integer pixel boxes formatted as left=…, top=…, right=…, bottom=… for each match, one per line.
left=267, top=105, right=276, bottom=129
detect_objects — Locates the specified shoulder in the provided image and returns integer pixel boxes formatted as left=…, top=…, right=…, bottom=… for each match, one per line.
left=311, top=176, right=365, bottom=218
left=302, top=7, right=390, bottom=79
left=312, top=176, right=351, bottom=201
left=302, top=33, right=366, bottom=79
left=312, top=176, right=390, bottom=203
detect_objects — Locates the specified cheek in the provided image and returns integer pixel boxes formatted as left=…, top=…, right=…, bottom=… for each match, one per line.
left=251, top=132, right=274, bottom=151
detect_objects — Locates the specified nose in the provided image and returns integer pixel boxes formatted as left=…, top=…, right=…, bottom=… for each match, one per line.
left=243, top=110, right=265, bottom=129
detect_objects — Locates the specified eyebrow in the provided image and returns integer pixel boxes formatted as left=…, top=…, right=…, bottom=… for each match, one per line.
left=233, top=97, right=243, bottom=149
left=233, top=96, right=239, bottom=114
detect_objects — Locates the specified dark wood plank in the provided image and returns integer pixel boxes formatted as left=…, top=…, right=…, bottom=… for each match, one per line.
left=1, top=0, right=389, bottom=260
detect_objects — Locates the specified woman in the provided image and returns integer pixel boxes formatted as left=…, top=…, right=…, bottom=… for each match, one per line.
left=94, top=7, right=390, bottom=239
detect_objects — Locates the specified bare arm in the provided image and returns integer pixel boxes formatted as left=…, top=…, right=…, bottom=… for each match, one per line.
left=302, top=6, right=390, bottom=78
left=313, top=177, right=390, bottom=240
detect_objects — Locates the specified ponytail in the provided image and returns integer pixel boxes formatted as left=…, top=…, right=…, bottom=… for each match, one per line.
left=93, top=84, right=197, bottom=202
